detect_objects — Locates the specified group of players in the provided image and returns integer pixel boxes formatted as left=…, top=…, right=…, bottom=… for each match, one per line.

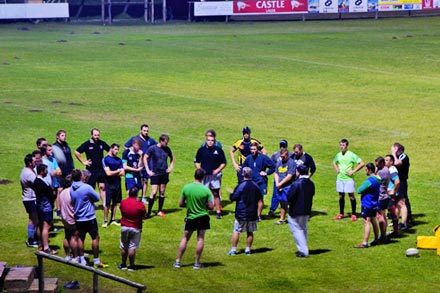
left=19, top=124, right=411, bottom=269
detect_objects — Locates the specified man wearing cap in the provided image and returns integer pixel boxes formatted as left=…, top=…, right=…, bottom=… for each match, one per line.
left=287, top=164, right=315, bottom=257
left=230, top=126, right=267, bottom=182
left=267, top=139, right=292, bottom=218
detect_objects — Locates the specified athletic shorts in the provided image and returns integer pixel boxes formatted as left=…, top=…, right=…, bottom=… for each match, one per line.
left=361, top=206, right=377, bottom=219
left=63, top=222, right=78, bottom=241
left=203, top=174, right=221, bottom=190
left=150, top=173, right=169, bottom=185
left=184, top=215, right=210, bottom=231
left=142, top=169, right=150, bottom=180
left=336, top=179, right=355, bottom=193
left=105, top=185, right=122, bottom=206
left=378, top=198, right=390, bottom=211
left=76, top=218, right=99, bottom=240
left=38, top=210, right=53, bottom=223
left=125, top=177, right=143, bottom=191
left=398, top=180, right=408, bottom=199
left=120, top=226, right=142, bottom=250
left=87, top=170, right=106, bottom=189
left=233, top=219, right=257, bottom=233
left=23, top=200, right=37, bottom=214
left=257, top=183, right=268, bottom=196
left=274, top=186, right=290, bottom=202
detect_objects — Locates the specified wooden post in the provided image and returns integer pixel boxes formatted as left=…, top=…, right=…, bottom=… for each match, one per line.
left=93, top=272, right=99, bottom=293
left=151, top=0, right=155, bottom=23
left=37, top=255, right=44, bottom=293
left=163, top=0, right=166, bottom=22
left=108, top=0, right=112, bottom=24
left=144, top=0, right=149, bottom=22
left=188, top=1, right=192, bottom=22
left=101, top=0, right=105, bottom=25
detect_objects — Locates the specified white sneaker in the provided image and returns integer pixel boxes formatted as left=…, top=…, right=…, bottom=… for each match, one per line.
left=141, top=198, right=148, bottom=204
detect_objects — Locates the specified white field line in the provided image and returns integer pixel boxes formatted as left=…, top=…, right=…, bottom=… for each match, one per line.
left=1, top=86, right=408, bottom=137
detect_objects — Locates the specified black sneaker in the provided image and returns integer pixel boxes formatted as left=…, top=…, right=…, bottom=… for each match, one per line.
left=118, top=263, right=127, bottom=270
left=127, top=265, right=136, bottom=271
left=26, top=240, right=39, bottom=248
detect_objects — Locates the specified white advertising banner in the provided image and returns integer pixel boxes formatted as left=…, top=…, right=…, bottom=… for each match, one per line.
left=194, top=1, right=233, bottom=16
left=0, top=3, right=69, bottom=19
left=319, top=0, right=339, bottom=12
left=349, top=0, right=369, bottom=11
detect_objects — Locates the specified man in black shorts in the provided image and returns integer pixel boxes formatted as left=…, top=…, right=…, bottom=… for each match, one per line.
left=75, top=128, right=110, bottom=204
left=174, top=169, right=214, bottom=269
left=143, top=134, right=175, bottom=218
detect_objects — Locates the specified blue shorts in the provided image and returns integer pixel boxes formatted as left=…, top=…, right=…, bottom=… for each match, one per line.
left=150, top=173, right=169, bottom=185
left=23, top=200, right=37, bottom=214
left=274, top=186, right=290, bottom=202
left=125, top=177, right=142, bottom=192
left=378, top=198, right=390, bottom=211
left=361, top=206, right=377, bottom=219
left=38, top=211, right=53, bottom=223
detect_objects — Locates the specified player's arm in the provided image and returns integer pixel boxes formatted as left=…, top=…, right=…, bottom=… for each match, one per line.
left=229, top=146, right=240, bottom=172
left=167, top=153, right=175, bottom=173
left=347, top=159, right=365, bottom=176
left=74, top=150, right=91, bottom=167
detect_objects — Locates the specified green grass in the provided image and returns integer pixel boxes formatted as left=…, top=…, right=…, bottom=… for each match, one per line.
left=1, top=18, right=440, bottom=292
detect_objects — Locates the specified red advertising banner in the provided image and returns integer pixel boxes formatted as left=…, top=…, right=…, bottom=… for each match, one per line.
left=233, top=0, right=309, bottom=14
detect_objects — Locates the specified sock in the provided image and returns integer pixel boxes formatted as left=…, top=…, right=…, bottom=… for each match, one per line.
left=350, top=198, right=356, bottom=215
left=94, top=258, right=100, bottom=265
left=158, top=196, right=165, bottom=212
left=28, top=224, right=36, bottom=241
left=231, top=247, right=237, bottom=252
left=147, top=198, right=154, bottom=215
left=245, top=247, right=250, bottom=252
left=339, top=198, right=345, bottom=215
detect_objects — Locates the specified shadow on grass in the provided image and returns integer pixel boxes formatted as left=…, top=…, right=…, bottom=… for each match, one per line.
left=246, top=247, right=273, bottom=255
left=309, top=249, right=331, bottom=255
left=311, top=210, right=328, bottom=218
left=134, top=264, right=155, bottom=270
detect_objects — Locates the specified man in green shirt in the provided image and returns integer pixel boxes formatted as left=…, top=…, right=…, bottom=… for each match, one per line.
left=174, top=168, right=214, bottom=269
left=332, top=139, right=364, bottom=221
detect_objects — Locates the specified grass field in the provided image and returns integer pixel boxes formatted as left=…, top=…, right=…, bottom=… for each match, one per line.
left=1, top=18, right=440, bottom=292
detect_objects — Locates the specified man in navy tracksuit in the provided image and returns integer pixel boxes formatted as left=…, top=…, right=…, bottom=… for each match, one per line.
left=228, top=167, right=263, bottom=256
left=242, top=142, right=275, bottom=219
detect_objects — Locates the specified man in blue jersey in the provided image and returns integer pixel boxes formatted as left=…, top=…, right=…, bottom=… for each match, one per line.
left=144, top=134, right=175, bottom=218
left=124, top=124, right=157, bottom=203
left=354, top=163, right=380, bottom=248
left=70, top=169, right=107, bottom=268
left=267, top=139, right=291, bottom=218
left=273, top=148, right=296, bottom=225
left=122, top=138, right=144, bottom=196
left=194, top=135, right=227, bottom=219
left=102, top=144, right=125, bottom=227
left=75, top=128, right=110, bottom=204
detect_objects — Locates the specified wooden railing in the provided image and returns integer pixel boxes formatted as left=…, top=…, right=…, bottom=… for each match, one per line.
left=35, top=251, right=146, bottom=293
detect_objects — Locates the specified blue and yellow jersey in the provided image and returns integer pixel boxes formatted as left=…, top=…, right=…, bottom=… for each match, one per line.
left=232, top=138, right=264, bottom=166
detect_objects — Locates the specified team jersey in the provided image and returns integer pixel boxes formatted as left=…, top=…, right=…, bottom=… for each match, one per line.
left=102, top=155, right=123, bottom=186
left=388, top=166, right=399, bottom=193
left=180, top=182, right=212, bottom=220
left=231, top=138, right=264, bottom=166
left=357, top=175, right=381, bottom=209
left=275, top=158, right=296, bottom=188
left=145, top=145, right=174, bottom=175
left=122, top=148, right=142, bottom=179
left=333, top=150, right=362, bottom=181
left=194, top=145, right=226, bottom=175
left=76, top=139, right=110, bottom=172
